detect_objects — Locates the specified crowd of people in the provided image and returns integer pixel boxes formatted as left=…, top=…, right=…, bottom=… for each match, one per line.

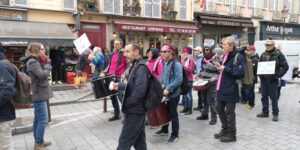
left=0, top=36, right=289, bottom=150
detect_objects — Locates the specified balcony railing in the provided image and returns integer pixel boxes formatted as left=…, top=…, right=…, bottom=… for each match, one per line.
left=230, top=5, right=241, bottom=16
left=252, top=8, right=264, bottom=18
left=203, top=2, right=217, bottom=14
left=289, top=13, right=298, bottom=23
left=123, top=1, right=141, bottom=16
left=273, top=11, right=282, bottom=21
left=77, top=0, right=99, bottom=13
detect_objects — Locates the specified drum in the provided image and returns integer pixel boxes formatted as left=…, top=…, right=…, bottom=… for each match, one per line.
left=193, top=79, right=209, bottom=91
left=91, top=75, right=118, bottom=99
left=147, top=102, right=170, bottom=128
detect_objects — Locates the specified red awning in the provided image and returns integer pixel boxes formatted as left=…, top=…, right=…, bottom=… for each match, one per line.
left=114, top=19, right=199, bottom=34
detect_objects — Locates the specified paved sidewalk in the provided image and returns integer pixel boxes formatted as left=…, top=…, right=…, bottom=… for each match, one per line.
left=12, top=84, right=300, bottom=150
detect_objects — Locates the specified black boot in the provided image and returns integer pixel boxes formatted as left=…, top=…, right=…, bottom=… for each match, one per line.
left=184, top=109, right=192, bottom=115
left=214, top=128, right=228, bottom=139
left=209, top=115, right=217, bottom=125
left=180, top=108, right=188, bottom=113
left=220, top=130, right=237, bottom=142
left=196, top=115, right=208, bottom=120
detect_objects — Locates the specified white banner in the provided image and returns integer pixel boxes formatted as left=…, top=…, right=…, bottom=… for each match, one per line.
left=257, top=61, right=276, bottom=75
left=73, top=33, right=91, bottom=54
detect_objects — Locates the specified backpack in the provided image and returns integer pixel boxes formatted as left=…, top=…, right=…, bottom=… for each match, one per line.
left=170, top=60, right=189, bottom=95
left=131, top=62, right=163, bottom=111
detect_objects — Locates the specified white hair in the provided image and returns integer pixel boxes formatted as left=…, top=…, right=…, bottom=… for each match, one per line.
left=93, top=47, right=102, bottom=53
left=194, top=46, right=203, bottom=52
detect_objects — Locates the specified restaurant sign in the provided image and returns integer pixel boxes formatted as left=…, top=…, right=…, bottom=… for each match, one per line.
left=116, top=24, right=198, bottom=34
left=201, top=19, right=253, bottom=27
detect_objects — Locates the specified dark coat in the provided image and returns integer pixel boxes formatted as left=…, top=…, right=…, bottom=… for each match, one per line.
left=75, top=53, right=88, bottom=72
left=121, top=59, right=149, bottom=114
left=0, top=54, right=16, bottom=121
left=217, top=50, right=245, bottom=103
left=50, top=48, right=64, bottom=65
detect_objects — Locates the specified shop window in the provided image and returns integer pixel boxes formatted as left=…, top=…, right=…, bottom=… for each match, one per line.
left=0, top=0, right=9, bottom=5
left=10, top=0, right=27, bottom=7
left=179, top=0, right=186, bottom=20
left=64, top=0, right=76, bottom=11
left=123, top=0, right=141, bottom=16
left=144, top=0, right=161, bottom=18
left=77, top=0, right=99, bottom=13
left=103, top=0, right=122, bottom=15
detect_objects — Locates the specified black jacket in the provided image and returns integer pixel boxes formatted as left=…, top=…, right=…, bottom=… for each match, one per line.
left=50, top=48, right=64, bottom=65
left=217, top=50, right=245, bottom=103
left=121, top=59, right=149, bottom=114
left=75, top=53, right=88, bottom=72
left=0, top=54, right=16, bottom=122
left=259, top=48, right=289, bottom=80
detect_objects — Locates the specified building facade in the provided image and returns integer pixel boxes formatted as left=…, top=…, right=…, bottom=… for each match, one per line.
left=194, top=0, right=300, bottom=47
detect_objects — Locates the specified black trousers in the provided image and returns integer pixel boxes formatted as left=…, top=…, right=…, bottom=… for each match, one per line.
left=52, top=64, right=63, bottom=82
left=216, top=101, right=236, bottom=131
left=117, top=113, right=147, bottom=150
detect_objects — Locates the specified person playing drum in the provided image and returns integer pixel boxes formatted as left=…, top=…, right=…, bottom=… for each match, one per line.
left=196, top=46, right=221, bottom=125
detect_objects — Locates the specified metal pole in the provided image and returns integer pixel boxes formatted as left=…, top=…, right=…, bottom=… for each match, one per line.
left=283, top=18, right=286, bottom=40
left=103, top=97, right=107, bottom=112
left=47, top=100, right=52, bottom=122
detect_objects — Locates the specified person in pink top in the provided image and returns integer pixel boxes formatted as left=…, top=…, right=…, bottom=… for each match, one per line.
left=146, top=48, right=163, bottom=79
left=179, top=46, right=196, bottom=115
left=104, top=38, right=129, bottom=121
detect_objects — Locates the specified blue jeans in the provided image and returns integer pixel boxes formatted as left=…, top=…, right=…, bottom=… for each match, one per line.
left=183, top=81, right=193, bottom=109
left=261, top=78, right=279, bottom=116
left=161, top=96, right=180, bottom=137
left=33, top=101, right=48, bottom=145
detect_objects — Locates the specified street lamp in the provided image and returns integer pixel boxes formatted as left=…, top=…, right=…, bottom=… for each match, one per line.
left=281, top=6, right=289, bottom=40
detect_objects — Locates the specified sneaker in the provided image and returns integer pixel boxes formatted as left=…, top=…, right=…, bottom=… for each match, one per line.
left=108, top=116, right=120, bottom=121
left=166, top=136, right=178, bottom=143
left=209, top=119, right=217, bottom=125
left=154, top=130, right=168, bottom=136
left=196, top=115, right=208, bottom=120
left=184, top=109, right=192, bottom=115
left=244, top=104, right=253, bottom=109
left=179, top=108, right=188, bottom=113
left=257, top=113, right=269, bottom=118
left=272, top=116, right=279, bottom=122
left=241, top=101, right=247, bottom=104
left=57, top=81, right=63, bottom=84
left=193, top=107, right=202, bottom=111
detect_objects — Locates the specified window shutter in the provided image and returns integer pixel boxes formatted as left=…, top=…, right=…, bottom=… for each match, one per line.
left=11, top=0, right=27, bottom=7
left=64, top=0, right=76, bottom=10
left=152, top=0, right=161, bottom=18
left=104, top=0, right=114, bottom=13
left=114, top=0, right=122, bottom=14
left=144, top=0, right=153, bottom=17
left=179, top=0, right=186, bottom=20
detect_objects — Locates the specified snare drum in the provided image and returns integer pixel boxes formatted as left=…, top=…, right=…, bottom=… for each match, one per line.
left=193, top=79, right=209, bottom=91
left=147, top=102, right=170, bottom=128
left=91, top=75, right=118, bottom=99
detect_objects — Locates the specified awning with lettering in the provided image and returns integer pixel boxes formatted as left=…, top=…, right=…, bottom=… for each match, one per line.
left=114, top=19, right=199, bottom=34
left=199, top=15, right=253, bottom=27
left=0, top=20, right=75, bottom=46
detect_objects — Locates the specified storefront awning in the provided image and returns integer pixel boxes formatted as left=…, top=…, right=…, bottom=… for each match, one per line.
left=0, top=20, right=75, bottom=47
left=114, top=19, right=199, bottom=34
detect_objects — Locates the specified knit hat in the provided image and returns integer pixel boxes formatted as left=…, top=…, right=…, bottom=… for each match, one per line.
left=247, top=45, right=256, bottom=51
left=161, top=44, right=173, bottom=52
left=182, top=46, right=192, bottom=54
left=265, top=40, right=275, bottom=45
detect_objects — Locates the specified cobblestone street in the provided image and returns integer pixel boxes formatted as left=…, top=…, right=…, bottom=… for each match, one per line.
left=13, top=84, right=300, bottom=150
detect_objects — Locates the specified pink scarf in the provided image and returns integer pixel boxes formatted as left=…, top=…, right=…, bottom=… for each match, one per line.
left=203, top=54, right=217, bottom=64
left=216, top=54, right=228, bottom=91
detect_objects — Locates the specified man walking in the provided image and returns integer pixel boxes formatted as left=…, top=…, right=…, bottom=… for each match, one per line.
left=115, top=43, right=149, bottom=150
left=154, top=44, right=183, bottom=143
left=257, top=40, right=288, bottom=121
left=0, top=43, right=17, bottom=150
left=106, top=38, right=128, bottom=121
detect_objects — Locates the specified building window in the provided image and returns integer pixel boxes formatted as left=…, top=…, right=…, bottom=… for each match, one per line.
left=10, top=0, right=27, bottom=7
left=0, top=0, right=9, bottom=5
left=224, top=0, right=230, bottom=5
left=240, top=0, right=247, bottom=7
left=217, top=0, right=224, bottom=4
left=179, top=0, right=186, bottom=20
left=162, top=0, right=174, bottom=10
left=103, top=0, right=122, bottom=15
left=263, top=0, right=268, bottom=10
left=248, top=0, right=253, bottom=8
left=230, top=0, right=236, bottom=14
left=124, top=0, right=141, bottom=16
left=270, top=0, right=276, bottom=10
left=205, top=0, right=212, bottom=11
left=144, top=0, right=161, bottom=18
left=64, top=0, right=76, bottom=11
